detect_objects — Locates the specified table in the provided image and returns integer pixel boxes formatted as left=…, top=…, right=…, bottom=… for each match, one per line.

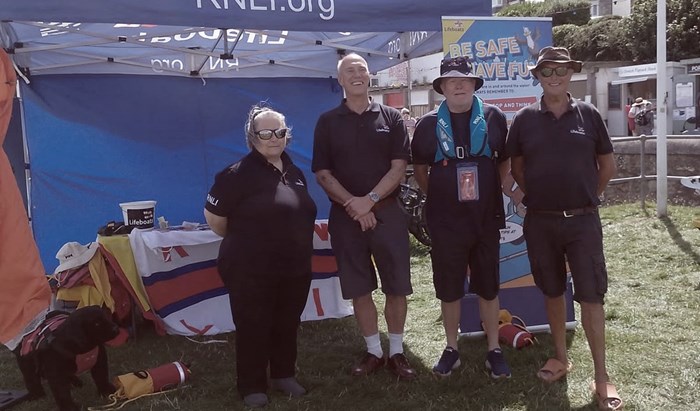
left=127, top=220, right=352, bottom=336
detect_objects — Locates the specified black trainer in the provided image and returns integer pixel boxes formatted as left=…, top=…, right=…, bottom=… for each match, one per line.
left=432, top=346, right=461, bottom=377
left=485, top=348, right=511, bottom=379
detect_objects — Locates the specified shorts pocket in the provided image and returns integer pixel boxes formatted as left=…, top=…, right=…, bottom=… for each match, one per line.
left=592, top=254, right=608, bottom=295
left=529, top=257, right=566, bottom=297
left=529, top=258, right=547, bottom=294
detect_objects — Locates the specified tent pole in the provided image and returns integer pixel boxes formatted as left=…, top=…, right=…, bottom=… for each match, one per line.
left=399, top=31, right=412, bottom=111
left=656, top=0, right=667, bottom=217
left=406, top=59, right=412, bottom=110
left=16, top=82, right=34, bottom=225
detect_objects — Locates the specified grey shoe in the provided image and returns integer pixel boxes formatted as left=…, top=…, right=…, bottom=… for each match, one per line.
left=270, top=377, right=306, bottom=397
left=243, top=392, right=269, bottom=408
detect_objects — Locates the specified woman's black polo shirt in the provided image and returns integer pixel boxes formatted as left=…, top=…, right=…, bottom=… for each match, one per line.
left=205, top=149, right=317, bottom=280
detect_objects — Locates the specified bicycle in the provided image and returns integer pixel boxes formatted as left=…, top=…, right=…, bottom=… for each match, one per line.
left=398, top=167, right=431, bottom=246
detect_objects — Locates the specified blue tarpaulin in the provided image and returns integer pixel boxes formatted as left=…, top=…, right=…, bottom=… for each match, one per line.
left=1, top=1, right=492, bottom=271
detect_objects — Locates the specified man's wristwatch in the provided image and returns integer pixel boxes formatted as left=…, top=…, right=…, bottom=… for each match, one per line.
left=368, top=191, right=381, bottom=203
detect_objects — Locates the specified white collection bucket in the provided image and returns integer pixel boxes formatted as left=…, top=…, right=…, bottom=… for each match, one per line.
left=119, top=200, right=157, bottom=228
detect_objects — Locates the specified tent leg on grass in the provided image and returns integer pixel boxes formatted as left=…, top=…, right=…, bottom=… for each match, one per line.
left=0, top=390, right=29, bottom=411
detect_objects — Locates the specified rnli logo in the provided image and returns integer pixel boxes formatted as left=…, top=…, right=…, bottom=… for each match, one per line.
left=376, top=125, right=390, bottom=133
left=570, top=126, right=586, bottom=136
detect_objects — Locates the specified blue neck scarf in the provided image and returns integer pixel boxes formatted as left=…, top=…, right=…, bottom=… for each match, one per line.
left=435, top=95, right=491, bottom=162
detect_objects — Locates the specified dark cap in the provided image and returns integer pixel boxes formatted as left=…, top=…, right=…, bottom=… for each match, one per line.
left=432, top=56, right=484, bottom=94
left=527, top=46, right=582, bottom=74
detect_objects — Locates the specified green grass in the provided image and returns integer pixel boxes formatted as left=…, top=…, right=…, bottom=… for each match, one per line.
left=1, top=203, right=699, bottom=410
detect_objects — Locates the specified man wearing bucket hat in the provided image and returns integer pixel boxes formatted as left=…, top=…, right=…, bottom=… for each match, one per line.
left=506, top=47, right=621, bottom=410
left=411, top=56, right=512, bottom=379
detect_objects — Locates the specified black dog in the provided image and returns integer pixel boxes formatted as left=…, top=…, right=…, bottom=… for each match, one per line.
left=13, top=305, right=120, bottom=411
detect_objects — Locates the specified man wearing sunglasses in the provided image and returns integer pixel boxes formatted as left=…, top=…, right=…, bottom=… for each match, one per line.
left=312, top=53, right=415, bottom=380
left=506, top=47, right=622, bottom=410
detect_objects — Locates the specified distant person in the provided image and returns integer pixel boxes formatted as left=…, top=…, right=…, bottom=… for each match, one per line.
left=624, top=103, right=635, bottom=136
left=401, top=107, right=416, bottom=139
left=0, top=49, right=52, bottom=352
left=313, top=53, right=416, bottom=380
left=411, top=56, right=511, bottom=379
left=506, top=46, right=621, bottom=411
left=205, top=105, right=317, bottom=408
left=628, top=97, right=653, bottom=136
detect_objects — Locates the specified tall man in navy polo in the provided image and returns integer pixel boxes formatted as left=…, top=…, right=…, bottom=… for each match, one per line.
left=506, top=47, right=622, bottom=411
left=411, top=56, right=512, bottom=379
left=312, top=53, right=416, bottom=379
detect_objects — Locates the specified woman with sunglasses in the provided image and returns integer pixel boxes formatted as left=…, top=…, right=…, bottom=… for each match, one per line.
left=204, top=105, right=317, bottom=408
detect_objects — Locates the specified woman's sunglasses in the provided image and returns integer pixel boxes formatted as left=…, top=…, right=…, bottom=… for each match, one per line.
left=255, top=128, right=289, bottom=140
left=538, top=66, right=571, bottom=78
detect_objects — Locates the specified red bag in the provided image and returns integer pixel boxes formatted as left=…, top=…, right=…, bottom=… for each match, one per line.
left=498, top=309, right=535, bottom=349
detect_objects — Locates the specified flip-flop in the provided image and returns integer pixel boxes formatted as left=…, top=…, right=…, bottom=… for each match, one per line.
left=589, top=381, right=624, bottom=411
left=537, top=358, right=572, bottom=383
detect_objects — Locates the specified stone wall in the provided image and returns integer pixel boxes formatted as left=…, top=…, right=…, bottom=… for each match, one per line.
left=605, top=138, right=700, bottom=206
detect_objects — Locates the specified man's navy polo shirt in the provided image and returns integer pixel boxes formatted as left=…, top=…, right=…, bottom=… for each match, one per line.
left=411, top=104, right=508, bottom=230
left=312, top=100, right=410, bottom=198
left=506, top=96, right=613, bottom=210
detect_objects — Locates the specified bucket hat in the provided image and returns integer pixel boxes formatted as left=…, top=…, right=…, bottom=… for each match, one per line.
left=527, top=46, right=582, bottom=74
left=54, top=241, right=99, bottom=274
left=433, top=56, right=484, bottom=94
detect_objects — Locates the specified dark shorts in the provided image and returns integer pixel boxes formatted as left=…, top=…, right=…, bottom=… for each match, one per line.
left=328, top=200, right=412, bottom=300
left=429, top=220, right=501, bottom=302
left=523, top=211, right=608, bottom=304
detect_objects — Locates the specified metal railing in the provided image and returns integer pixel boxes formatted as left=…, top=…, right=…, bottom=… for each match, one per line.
left=609, top=134, right=700, bottom=209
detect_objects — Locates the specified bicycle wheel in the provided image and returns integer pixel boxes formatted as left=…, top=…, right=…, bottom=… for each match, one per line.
left=409, top=204, right=431, bottom=246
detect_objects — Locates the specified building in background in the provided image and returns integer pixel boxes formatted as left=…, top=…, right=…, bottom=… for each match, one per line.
left=370, top=0, right=698, bottom=136
left=369, top=53, right=442, bottom=119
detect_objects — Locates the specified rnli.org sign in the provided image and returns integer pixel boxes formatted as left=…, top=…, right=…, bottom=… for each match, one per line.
left=196, top=0, right=335, bottom=21
left=688, top=63, right=700, bottom=75
left=440, top=17, right=553, bottom=120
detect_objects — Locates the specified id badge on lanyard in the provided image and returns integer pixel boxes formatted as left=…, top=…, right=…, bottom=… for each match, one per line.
left=456, top=163, right=479, bottom=202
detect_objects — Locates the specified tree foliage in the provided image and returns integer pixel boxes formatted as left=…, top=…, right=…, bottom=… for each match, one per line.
left=501, top=0, right=700, bottom=63
left=497, top=0, right=591, bottom=26
left=554, top=15, right=632, bottom=62
left=625, top=0, right=700, bottom=62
